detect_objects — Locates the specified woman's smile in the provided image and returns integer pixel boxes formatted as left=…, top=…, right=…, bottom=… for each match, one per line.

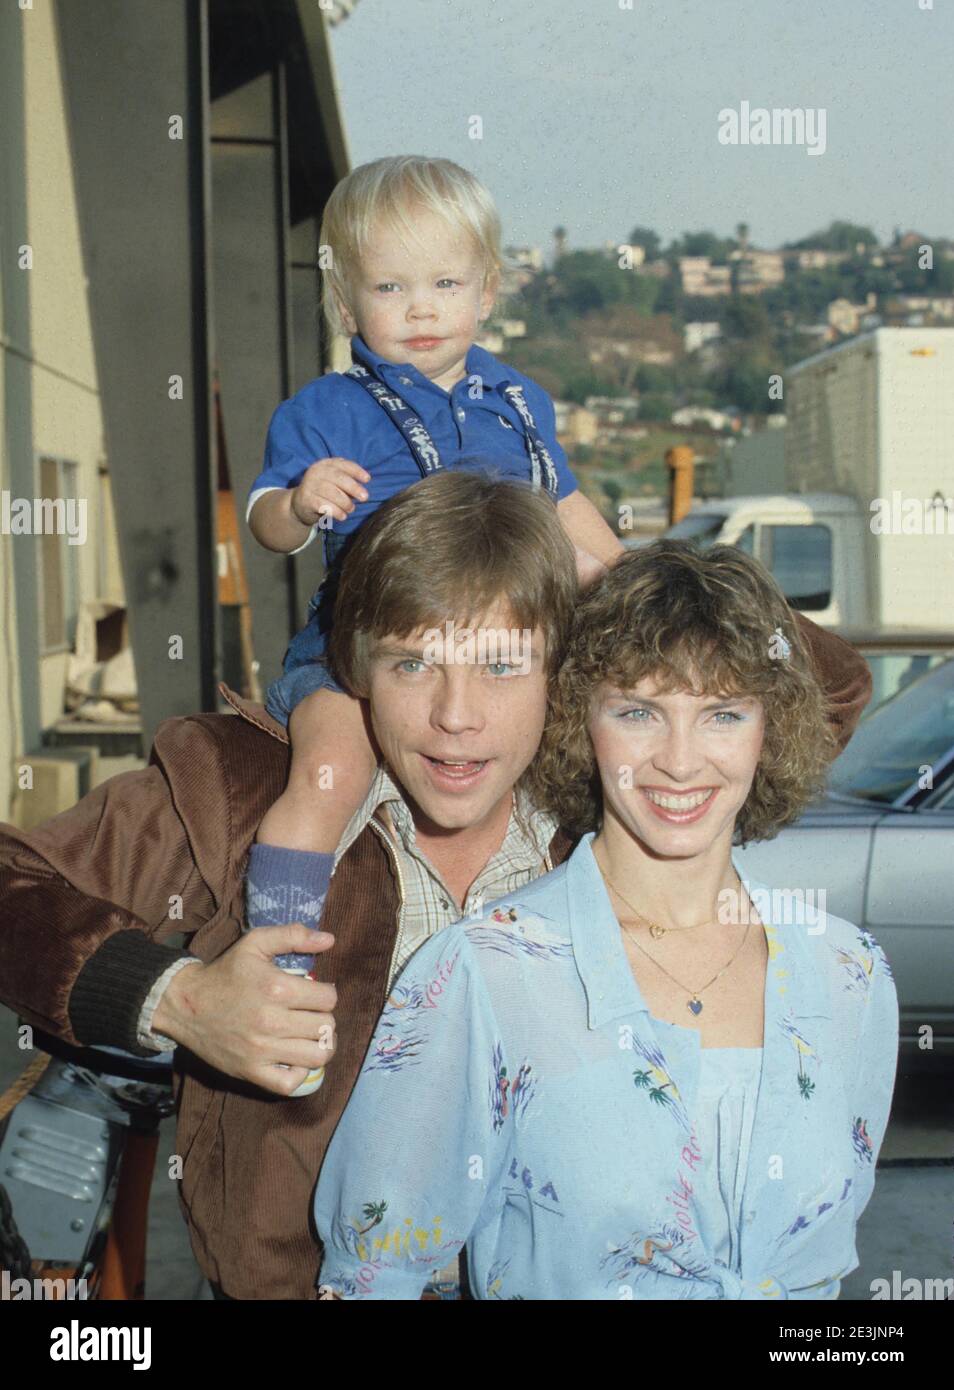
left=641, top=785, right=718, bottom=824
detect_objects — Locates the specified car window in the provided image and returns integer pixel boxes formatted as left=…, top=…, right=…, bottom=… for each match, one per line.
left=760, top=524, right=832, bottom=611
left=828, top=658, right=954, bottom=804
left=862, top=652, right=950, bottom=718
left=924, top=783, right=954, bottom=810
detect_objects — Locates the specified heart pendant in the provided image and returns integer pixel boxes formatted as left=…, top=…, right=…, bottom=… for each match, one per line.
left=649, top=924, right=666, bottom=940
left=688, top=998, right=703, bottom=1016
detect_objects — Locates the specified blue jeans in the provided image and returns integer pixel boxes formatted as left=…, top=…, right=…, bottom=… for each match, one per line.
left=265, top=536, right=350, bottom=724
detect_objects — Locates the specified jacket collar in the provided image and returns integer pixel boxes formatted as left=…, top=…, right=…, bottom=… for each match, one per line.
left=218, top=682, right=289, bottom=745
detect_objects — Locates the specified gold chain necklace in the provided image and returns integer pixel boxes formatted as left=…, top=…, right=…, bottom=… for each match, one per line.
left=602, top=870, right=713, bottom=940
left=597, top=857, right=751, bottom=1017
left=619, top=914, right=751, bottom=1017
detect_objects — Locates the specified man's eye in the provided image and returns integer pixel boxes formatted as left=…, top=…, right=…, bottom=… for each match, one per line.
left=437, top=278, right=460, bottom=289
left=397, top=658, right=427, bottom=673
left=376, top=282, right=399, bottom=293
left=487, top=662, right=519, bottom=676
left=619, top=707, right=652, bottom=721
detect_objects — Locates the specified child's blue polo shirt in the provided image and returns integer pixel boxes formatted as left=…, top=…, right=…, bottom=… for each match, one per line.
left=246, top=334, right=578, bottom=557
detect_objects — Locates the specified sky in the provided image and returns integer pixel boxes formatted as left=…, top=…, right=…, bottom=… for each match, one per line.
left=329, top=0, right=953, bottom=260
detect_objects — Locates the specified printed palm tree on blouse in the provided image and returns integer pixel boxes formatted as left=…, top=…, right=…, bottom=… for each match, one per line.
left=313, top=834, right=898, bottom=1301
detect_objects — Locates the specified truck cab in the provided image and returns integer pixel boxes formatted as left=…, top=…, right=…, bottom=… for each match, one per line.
left=660, top=492, right=867, bottom=628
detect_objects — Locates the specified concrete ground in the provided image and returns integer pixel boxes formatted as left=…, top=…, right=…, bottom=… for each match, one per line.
left=1, top=758, right=950, bottom=1300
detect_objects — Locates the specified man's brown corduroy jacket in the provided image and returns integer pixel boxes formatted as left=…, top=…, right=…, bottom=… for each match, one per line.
left=0, top=625, right=870, bottom=1300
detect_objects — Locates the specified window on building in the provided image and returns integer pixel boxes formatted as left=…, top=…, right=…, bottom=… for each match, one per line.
left=37, top=456, right=80, bottom=654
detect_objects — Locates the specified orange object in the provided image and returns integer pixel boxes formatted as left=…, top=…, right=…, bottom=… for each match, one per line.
left=97, top=1130, right=160, bottom=1300
left=665, top=446, right=695, bottom=525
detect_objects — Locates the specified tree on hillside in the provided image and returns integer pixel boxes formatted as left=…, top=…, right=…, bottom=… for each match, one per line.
left=627, top=226, right=662, bottom=260
left=638, top=392, right=676, bottom=421
left=711, top=349, right=782, bottom=414
left=719, top=295, right=771, bottom=342
left=786, top=220, right=879, bottom=253
left=667, top=231, right=736, bottom=264
left=543, top=249, right=660, bottom=317
left=893, top=247, right=954, bottom=295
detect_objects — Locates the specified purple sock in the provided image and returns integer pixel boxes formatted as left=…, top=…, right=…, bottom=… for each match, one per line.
left=245, top=842, right=333, bottom=974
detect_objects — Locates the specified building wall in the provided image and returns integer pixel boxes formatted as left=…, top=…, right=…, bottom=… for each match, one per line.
left=0, top=4, right=122, bottom=821
left=723, top=427, right=786, bottom=496
left=0, top=369, right=26, bottom=826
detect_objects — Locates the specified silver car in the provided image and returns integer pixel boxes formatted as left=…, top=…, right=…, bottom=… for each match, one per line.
left=738, top=656, right=954, bottom=1067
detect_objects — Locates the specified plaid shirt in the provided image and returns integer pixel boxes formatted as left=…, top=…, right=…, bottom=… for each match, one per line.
left=333, top=764, right=559, bottom=991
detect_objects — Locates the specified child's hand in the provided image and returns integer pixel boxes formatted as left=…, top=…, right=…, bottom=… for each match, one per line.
left=291, top=458, right=371, bottom=525
left=575, top=546, right=608, bottom=588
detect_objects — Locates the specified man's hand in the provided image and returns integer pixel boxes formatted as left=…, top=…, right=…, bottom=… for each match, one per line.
left=291, top=458, right=370, bottom=526
left=152, top=925, right=338, bottom=1096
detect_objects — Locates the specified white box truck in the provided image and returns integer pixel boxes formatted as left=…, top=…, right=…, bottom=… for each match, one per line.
left=663, top=327, right=954, bottom=634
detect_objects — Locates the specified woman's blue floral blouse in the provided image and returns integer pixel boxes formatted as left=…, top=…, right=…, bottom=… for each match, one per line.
left=314, top=832, right=899, bottom=1300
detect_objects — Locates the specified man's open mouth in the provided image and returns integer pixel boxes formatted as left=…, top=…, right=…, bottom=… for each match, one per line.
left=425, top=756, right=487, bottom=773
left=422, top=754, right=489, bottom=785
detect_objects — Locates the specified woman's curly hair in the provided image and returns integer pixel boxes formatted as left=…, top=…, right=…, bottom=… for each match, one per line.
left=527, top=539, right=835, bottom=846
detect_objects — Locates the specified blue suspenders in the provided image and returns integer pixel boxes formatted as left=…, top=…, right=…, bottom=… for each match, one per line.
left=344, top=363, right=561, bottom=499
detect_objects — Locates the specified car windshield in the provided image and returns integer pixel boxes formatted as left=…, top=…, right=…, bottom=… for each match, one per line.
left=828, top=658, right=954, bottom=804
left=665, top=514, right=725, bottom=544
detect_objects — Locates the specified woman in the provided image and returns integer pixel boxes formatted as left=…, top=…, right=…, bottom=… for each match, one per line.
left=313, top=540, right=898, bottom=1300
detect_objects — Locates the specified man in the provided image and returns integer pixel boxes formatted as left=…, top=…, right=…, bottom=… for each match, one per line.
left=0, top=472, right=871, bottom=1300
